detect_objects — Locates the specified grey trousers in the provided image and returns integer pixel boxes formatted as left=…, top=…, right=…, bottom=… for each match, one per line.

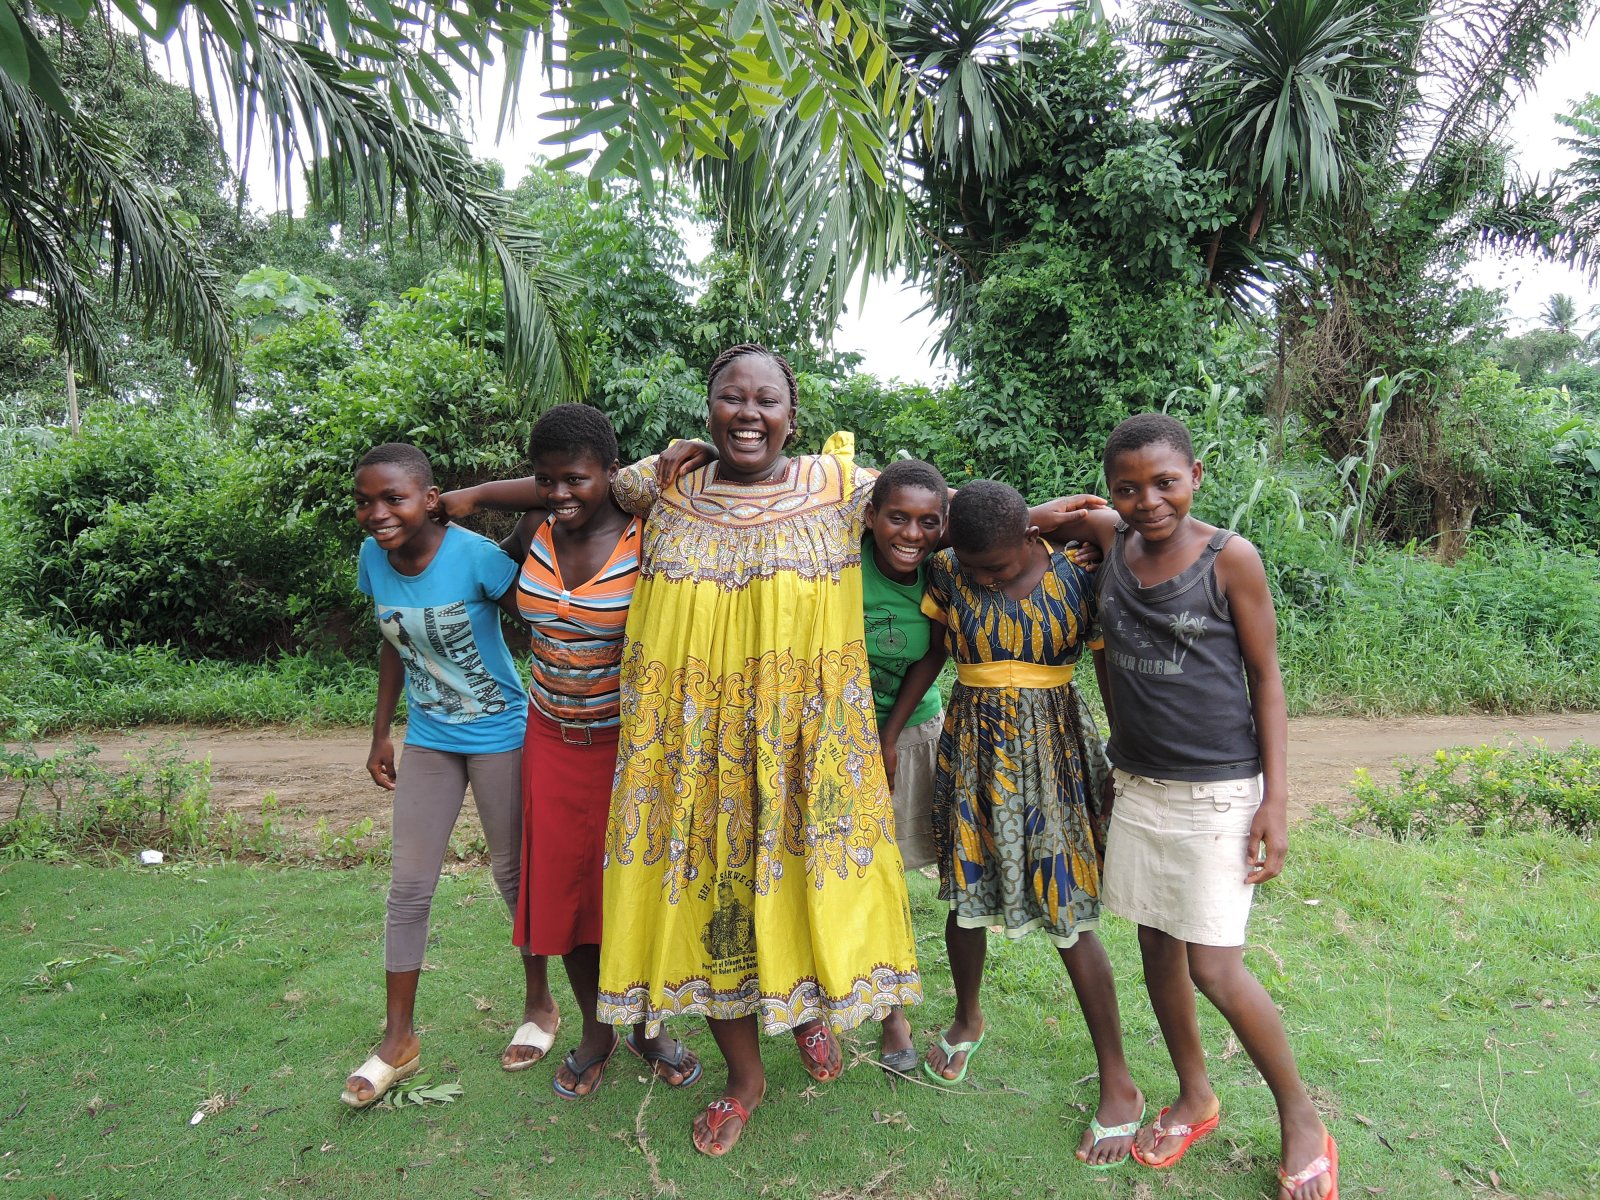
left=385, top=744, right=523, bottom=972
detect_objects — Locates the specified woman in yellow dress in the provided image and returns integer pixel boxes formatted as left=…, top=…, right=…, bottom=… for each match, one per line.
left=598, top=344, right=922, bottom=1156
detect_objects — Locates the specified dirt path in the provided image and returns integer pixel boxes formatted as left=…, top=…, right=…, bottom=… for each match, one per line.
left=17, top=712, right=1600, bottom=839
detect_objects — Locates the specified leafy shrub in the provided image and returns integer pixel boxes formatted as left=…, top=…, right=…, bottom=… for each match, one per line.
left=1352, top=741, right=1600, bottom=838
left=3, top=404, right=348, bottom=655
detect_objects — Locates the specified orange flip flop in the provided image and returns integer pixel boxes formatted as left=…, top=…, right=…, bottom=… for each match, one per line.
left=1131, top=1105, right=1221, bottom=1169
left=1279, top=1132, right=1339, bottom=1200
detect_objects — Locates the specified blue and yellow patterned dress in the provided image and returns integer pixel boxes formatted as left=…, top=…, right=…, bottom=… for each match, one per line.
left=922, top=544, right=1106, bottom=948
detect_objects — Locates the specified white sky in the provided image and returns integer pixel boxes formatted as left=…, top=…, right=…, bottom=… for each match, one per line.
left=224, top=8, right=1600, bottom=384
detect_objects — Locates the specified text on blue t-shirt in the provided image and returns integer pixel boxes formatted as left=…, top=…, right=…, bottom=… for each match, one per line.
left=357, top=525, right=529, bottom=754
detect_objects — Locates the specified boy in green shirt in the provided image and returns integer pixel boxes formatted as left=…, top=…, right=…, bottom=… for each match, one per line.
left=862, top=459, right=951, bottom=871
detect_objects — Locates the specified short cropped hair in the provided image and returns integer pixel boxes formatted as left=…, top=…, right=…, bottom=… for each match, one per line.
left=948, top=479, right=1028, bottom=552
left=356, top=442, right=433, bottom=488
left=528, top=402, right=618, bottom=467
left=1103, top=413, right=1195, bottom=477
left=871, top=458, right=949, bottom=514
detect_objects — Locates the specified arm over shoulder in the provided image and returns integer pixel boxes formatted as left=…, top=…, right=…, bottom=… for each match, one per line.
left=612, top=455, right=662, bottom=516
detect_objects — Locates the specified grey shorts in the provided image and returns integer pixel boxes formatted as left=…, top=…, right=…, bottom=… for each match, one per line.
left=890, top=711, right=942, bottom=871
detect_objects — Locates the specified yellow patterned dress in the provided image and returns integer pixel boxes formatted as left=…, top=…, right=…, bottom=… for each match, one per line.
left=922, top=545, right=1106, bottom=948
left=597, top=435, right=922, bottom=1034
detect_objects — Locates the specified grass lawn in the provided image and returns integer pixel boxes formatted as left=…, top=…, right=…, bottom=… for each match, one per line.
left=2, top=823, right=1597, bottom=1200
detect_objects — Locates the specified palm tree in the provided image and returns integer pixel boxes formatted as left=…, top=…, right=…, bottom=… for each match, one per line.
left=1148, top=0, right=1394, bottom=257
left=1542, top=293, right=1579, bottom=335
left=2, top=0, right=922, bottom=411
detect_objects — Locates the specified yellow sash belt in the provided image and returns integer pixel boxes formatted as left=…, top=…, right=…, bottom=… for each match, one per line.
left=955, top=661, right=1075, bottom=689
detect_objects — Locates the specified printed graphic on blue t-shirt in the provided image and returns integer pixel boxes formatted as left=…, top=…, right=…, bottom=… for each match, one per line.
left=358, top=526, right=528, bottom=754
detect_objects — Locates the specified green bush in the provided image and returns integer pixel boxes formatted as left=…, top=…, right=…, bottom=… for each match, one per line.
left=1352, top=741, right=1600, bottom=838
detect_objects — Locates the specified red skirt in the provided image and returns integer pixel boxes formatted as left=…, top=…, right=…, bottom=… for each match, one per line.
left=512, top=707, right=619, bottom=955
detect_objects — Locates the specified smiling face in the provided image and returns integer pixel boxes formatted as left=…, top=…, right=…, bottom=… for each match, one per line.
left=866, top=485, right=945, bottom=583
left=530, top=449, right=617, bottom=532
left=353, top=462, right=440, bottom=554
left=952, top=534, right=1036, bottom=592
left=1107, top=442, right=1203, bottom=544
left=706, top=353, right=795, bottom=483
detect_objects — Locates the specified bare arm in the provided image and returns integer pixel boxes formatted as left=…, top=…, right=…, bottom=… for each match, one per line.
left=367, top=640, right=405, bottom=791
left=1219, top=537, right=1288, bottom=885
left=1033, top=502, right=1120, bottom=552
left=878, top=639, right=949, bottom=790
left=441, top=479, right=544, bottom=521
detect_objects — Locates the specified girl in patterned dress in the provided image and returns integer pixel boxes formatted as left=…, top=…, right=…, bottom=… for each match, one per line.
left=903, top=480, right=1145, bottom=1168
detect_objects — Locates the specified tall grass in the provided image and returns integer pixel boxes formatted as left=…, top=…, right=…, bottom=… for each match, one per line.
left=1276, top=528, right=1600, bottom=715
left=0, top=616, right=376, bottom=737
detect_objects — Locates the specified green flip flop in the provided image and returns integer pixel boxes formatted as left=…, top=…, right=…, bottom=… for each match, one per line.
left=1079, top=1101, right=1146, bottom=1170
left=922, top=1029, right=986, bottom=1086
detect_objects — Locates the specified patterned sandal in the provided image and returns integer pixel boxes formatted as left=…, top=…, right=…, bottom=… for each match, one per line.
left=1279, top=1133, right=1339, bottom=1200
left=1078, top=1100, right=1146, bottom=1170
left=793, top=1022, right=842, bottom=1082
left=691, top=1093, right=760, bottom=1157
left=1131, top=1105, right=1221, bottom=1169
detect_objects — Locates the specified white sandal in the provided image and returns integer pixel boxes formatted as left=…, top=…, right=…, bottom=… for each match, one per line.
left=502, top=1017, right=560, bottom=1072
left=339, top=1052, right=420, bottom=1108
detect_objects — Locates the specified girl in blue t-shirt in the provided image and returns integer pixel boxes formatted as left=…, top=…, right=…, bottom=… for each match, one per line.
left=341, top=443, right=553, bottom=1109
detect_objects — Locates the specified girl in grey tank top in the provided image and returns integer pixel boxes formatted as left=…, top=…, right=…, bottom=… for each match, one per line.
left=1094, top=525, right=1261, bottom=782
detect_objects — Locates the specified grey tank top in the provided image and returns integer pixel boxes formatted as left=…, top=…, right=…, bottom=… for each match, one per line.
left=1094, top=525, right=1261, bottom=782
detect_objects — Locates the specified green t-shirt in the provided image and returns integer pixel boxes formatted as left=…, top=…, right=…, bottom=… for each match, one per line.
left=860, top=538, right=942, bottom=729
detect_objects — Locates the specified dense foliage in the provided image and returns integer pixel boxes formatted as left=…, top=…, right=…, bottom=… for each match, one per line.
left=2, top=5, right=1598, bottom=732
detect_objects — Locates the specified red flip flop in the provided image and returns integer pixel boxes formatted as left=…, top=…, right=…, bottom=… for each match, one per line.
left=1131, top=1105, right=1221, bottom=1169
left=691, top=1093, right=758, bottom=1157
left=794, top=1022, right=842, bottom=1082
left=1279, top=1133, right=1339, bottom=1200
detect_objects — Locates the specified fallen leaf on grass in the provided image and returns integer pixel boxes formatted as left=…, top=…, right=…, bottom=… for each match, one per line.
left=382, top=1075, right=462, bottom=1108
left=540, top=1151, right=555, bottom=1165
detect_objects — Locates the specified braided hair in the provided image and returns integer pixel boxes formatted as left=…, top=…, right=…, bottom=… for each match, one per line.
left=706, top=343, right=799, bottom=408
left=706, top=343, right=800, bottom=448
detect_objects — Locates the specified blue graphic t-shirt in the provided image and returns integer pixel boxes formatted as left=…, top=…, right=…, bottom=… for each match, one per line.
left=357, top=525, right=529, bottom=754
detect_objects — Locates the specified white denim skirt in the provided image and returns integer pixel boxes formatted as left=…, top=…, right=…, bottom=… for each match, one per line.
left=1101, top=769, right=1262, bottom=946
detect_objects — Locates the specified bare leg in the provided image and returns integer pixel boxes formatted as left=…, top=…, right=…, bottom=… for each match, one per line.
left=1186, top=945, right=1330, bottom=1200
left=501, top=951, right=560, bottom=1068
left=691, top=1015, right=765, bottom=1154
left=1133, top=924, right=1220, bottom=1163
left=344, top=968, right=421, bottom=1103
left=551, top=945, right=698, bottom=1093
left=1058, top=931, right=1144, bottom=1165
left=878, top=1006, right=913, bottom=1059
left=927, top=913, right=986, bottom=1079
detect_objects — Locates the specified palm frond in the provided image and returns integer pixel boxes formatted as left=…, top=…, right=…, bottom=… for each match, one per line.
left=1406, top=0, right=1596, bottom=188
left=1, top=61, right=235, bottom=410
left=215, top=22, right=586, bottom=406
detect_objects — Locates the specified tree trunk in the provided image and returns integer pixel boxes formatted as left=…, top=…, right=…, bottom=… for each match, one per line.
left=64, top=349, right=80, bottom=437
left=1430, top=488, right=1478, bottom=564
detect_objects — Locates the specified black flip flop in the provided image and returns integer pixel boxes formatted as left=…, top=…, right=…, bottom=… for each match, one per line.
left=551, top=1034, right=619, bottom=1099
left=878, top=1045, right=920, bottom=1076
left=625, top=1029, right=704, bottom=1087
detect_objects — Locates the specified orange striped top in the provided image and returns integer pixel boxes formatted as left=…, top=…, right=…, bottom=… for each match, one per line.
left=515, top=515, right=641, bottom=726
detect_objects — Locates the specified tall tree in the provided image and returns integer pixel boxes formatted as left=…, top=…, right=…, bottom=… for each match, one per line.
left=1, top=1, right=923, bottom=412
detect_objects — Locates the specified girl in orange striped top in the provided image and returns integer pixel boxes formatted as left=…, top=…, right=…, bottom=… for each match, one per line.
left=444, top=405, right=711, bottom=1100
